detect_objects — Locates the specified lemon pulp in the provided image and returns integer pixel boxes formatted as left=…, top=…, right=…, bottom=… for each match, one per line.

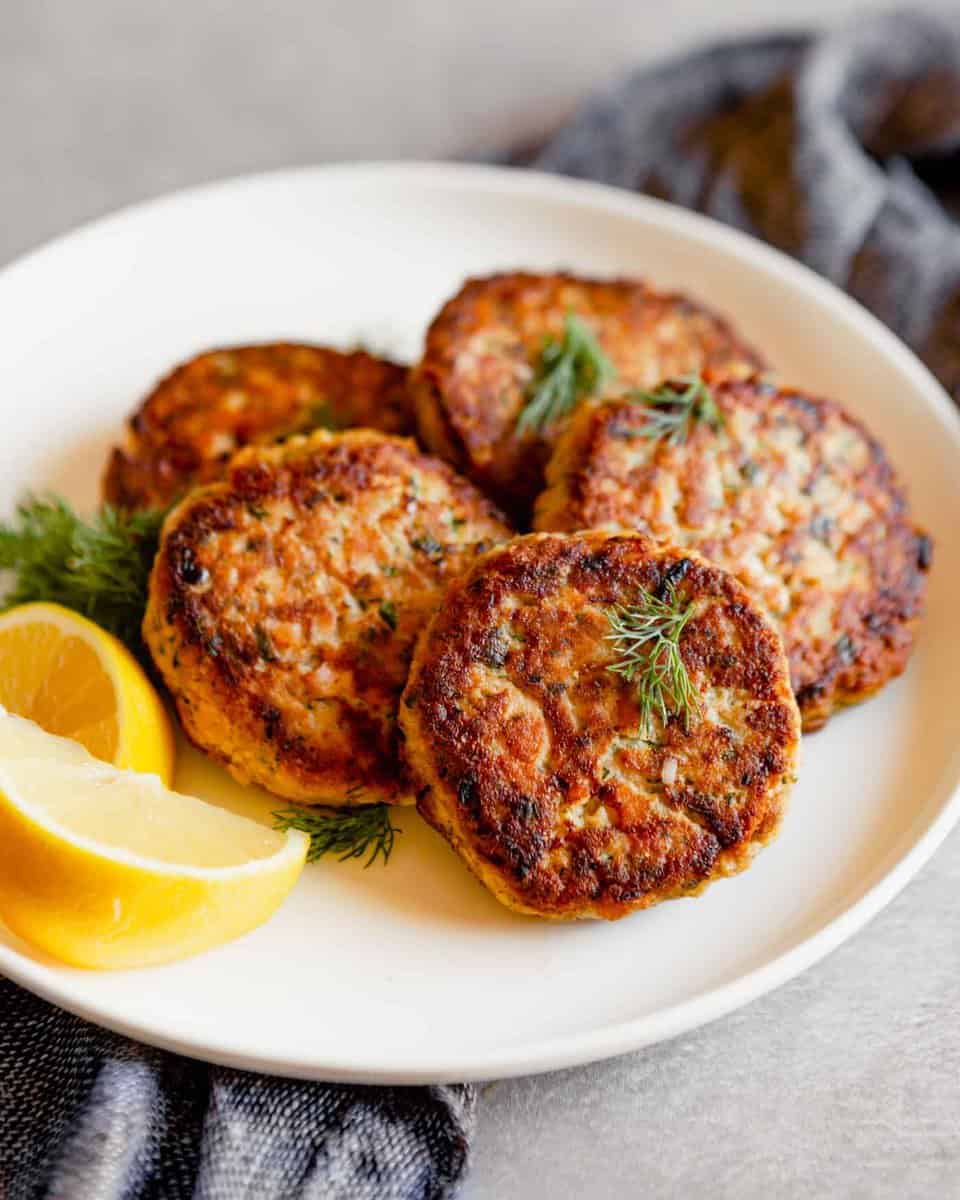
left=0, top=602, right=174, bottom=782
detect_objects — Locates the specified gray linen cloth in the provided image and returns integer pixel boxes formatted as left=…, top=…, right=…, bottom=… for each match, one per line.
left=0, top=979, right=473, bottom=1199
left=3, top=9, right=959, bottom=1199
left=531, top=8, right=960, bottom=403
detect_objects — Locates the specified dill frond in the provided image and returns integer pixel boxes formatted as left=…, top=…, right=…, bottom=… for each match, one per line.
left=516, top=313, right=615, bottom=436
left=0, top=495, right=166, bottom=653
left=605, top=584, right=700, bottom=735
left=272, top=795, right=400, bottom=867
left=627, top=374, right=723, bottom=445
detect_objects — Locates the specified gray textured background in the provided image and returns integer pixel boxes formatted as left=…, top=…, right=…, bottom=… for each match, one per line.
left=3, top=2, right=958, bottom=1196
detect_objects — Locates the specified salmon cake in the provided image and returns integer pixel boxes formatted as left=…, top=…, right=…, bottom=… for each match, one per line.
left=104, top=343, right=411, bottom=511
left=144, top=429, right=511, bottom=804
left=411, top=272, right=763, bottom=519
left=535, top=375, right=932, bottom=730
left=400, top=531, right=800, bottom=920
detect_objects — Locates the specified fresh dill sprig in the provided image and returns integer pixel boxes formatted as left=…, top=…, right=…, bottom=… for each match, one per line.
left=627, top=374, right=723, bottom=445
left=272, top=796, right=400, bottom=867
left=605, top=584, right=701, bottom=735
left=516, top=313, right=615, bottom=436
left=0, top=495, right=167, bottom=652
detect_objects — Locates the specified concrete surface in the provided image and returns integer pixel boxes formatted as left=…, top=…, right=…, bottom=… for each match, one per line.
left=3, top=3, right=958, bottom=1196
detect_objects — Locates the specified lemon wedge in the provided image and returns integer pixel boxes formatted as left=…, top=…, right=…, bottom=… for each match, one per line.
left=0, top=602, right=174, bottom=782
left=0, top=712, right=308, bottom=969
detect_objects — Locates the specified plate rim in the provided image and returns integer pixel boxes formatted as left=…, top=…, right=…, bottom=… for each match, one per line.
left=1, top=160, right=959, bottom=1084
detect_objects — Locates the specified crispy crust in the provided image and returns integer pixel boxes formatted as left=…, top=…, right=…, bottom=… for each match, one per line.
left=411, top=273, right=764, bottom=520
left=400, top=531, right=800, bottom=920
left=535, top=378, right=932, bottom=729
left=104, top=343, right=412, bottom=511
left=144, top=429, right=511, bottom=804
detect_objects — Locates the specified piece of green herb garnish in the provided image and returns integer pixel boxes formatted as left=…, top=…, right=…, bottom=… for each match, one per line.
left=628, top=374, right=723, bottom=445
left=273, top=798, right=400, bottom=866
left=0, top=495, right=166, bottom=653
left=605, top=583, right=701, bottom=735
left=516, top=313, right=615, bottom=436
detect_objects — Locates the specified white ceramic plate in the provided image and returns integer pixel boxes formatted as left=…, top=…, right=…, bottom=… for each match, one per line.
left=0, top=163, right=957, bottom=1084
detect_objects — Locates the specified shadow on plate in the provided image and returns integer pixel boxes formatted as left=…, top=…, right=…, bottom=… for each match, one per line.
left=35, top=423, right=120, bottom=511
left=174, top=732, right=579, bottom=936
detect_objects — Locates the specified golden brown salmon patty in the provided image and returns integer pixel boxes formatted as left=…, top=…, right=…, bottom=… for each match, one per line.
left=535, top=377, right=932, bottom=730
left=144, top=429, right=511, bottom=804
left=411, top=272, right=763, bottom=519
left=104, top=343, right=411, bottom=511
left=400, top=531, right=800, bottom=920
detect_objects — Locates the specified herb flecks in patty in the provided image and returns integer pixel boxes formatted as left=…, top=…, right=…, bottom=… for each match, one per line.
left=255, top=623, right=278, bottom=662
left=411, top=534, right=444, bottom=562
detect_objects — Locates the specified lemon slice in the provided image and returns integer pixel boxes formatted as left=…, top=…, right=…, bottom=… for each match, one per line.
left=0, top=712, right=308, bottom=969
left=0, top=602, right=174, bottom=782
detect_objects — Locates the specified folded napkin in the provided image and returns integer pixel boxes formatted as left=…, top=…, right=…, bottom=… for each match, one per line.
left=530, top=8, right=960, bottom=404
left=3, top=9, right=959, bottom=1200
left=0, top=979, right=473, bottom=1199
